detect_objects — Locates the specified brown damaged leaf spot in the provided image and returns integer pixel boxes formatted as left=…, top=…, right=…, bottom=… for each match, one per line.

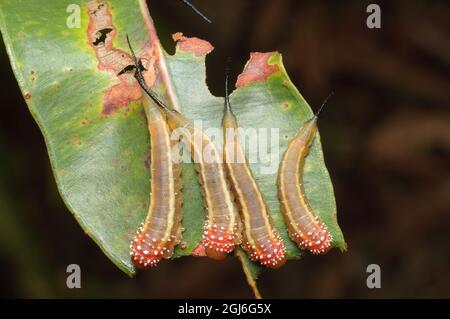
left=67, top=133, right=82, bottom=146
left=24, top=92, right=32, bottom=100
left=86, top=0, right=157, bottom=115
left=81, top=117, right=91, bottom=125
left=29, top=70, right=36, bottom=82
left=172, top=32, right=214, bottom=57
left=236, top=52, right=280, bottom=88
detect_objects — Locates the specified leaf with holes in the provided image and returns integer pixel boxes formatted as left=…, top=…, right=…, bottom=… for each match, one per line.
left=0, top=0, right=346, bottom=296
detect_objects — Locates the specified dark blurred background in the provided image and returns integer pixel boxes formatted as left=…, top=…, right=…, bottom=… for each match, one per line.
left=1, top=0, right=449, bottom=298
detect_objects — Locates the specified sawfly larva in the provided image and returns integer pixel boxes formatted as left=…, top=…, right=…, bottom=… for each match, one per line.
left=127, top=47, right=183, bottom=270
left=222, top=72, right=286, bottom=268
left=278, top=94, right=334, bottom=255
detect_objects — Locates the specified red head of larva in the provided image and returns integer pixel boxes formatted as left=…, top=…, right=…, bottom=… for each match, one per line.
left=130, top=243, right=162, bottom=270
left=246, top=233, right=287, bottom=269
left=300, top=222, right=333, bottom=255
left=130, top=227, right=166, bottom=270
left=202, top=223, right=237, bottom=260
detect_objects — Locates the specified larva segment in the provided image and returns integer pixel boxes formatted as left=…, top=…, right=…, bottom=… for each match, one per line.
left=222, top=89, right=286, bottom=268
left=169, top=117, right=241, bottom=260
left=278, top=117, right=333, bottom=255
left=130, top=94, right=183, bottom=269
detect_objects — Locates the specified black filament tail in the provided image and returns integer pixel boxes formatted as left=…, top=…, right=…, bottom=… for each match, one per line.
left=315, top=91, right=334, bottom=118
left=126, top=35, right=172, bottom=113
left=224, top=58, right=233, bottom=114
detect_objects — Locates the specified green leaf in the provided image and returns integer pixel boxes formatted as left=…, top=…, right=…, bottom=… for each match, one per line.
left=0, top=0, right=345, bottom=293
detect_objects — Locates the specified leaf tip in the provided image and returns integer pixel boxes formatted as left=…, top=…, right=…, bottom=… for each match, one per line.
left=236, top=52, right=280, bottom=88
left=172, top=32, right=214, bottom=57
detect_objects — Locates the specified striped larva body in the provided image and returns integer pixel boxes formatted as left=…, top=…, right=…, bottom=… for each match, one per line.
left=130, top=93, right=183, bottom=269
left=222, top=76, right=286, bottom=268
left=168, top=113, right=241, bottom=260
left=278, top=101, right=333, bottom=255
left=127, top=37, right=240, bottom=260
